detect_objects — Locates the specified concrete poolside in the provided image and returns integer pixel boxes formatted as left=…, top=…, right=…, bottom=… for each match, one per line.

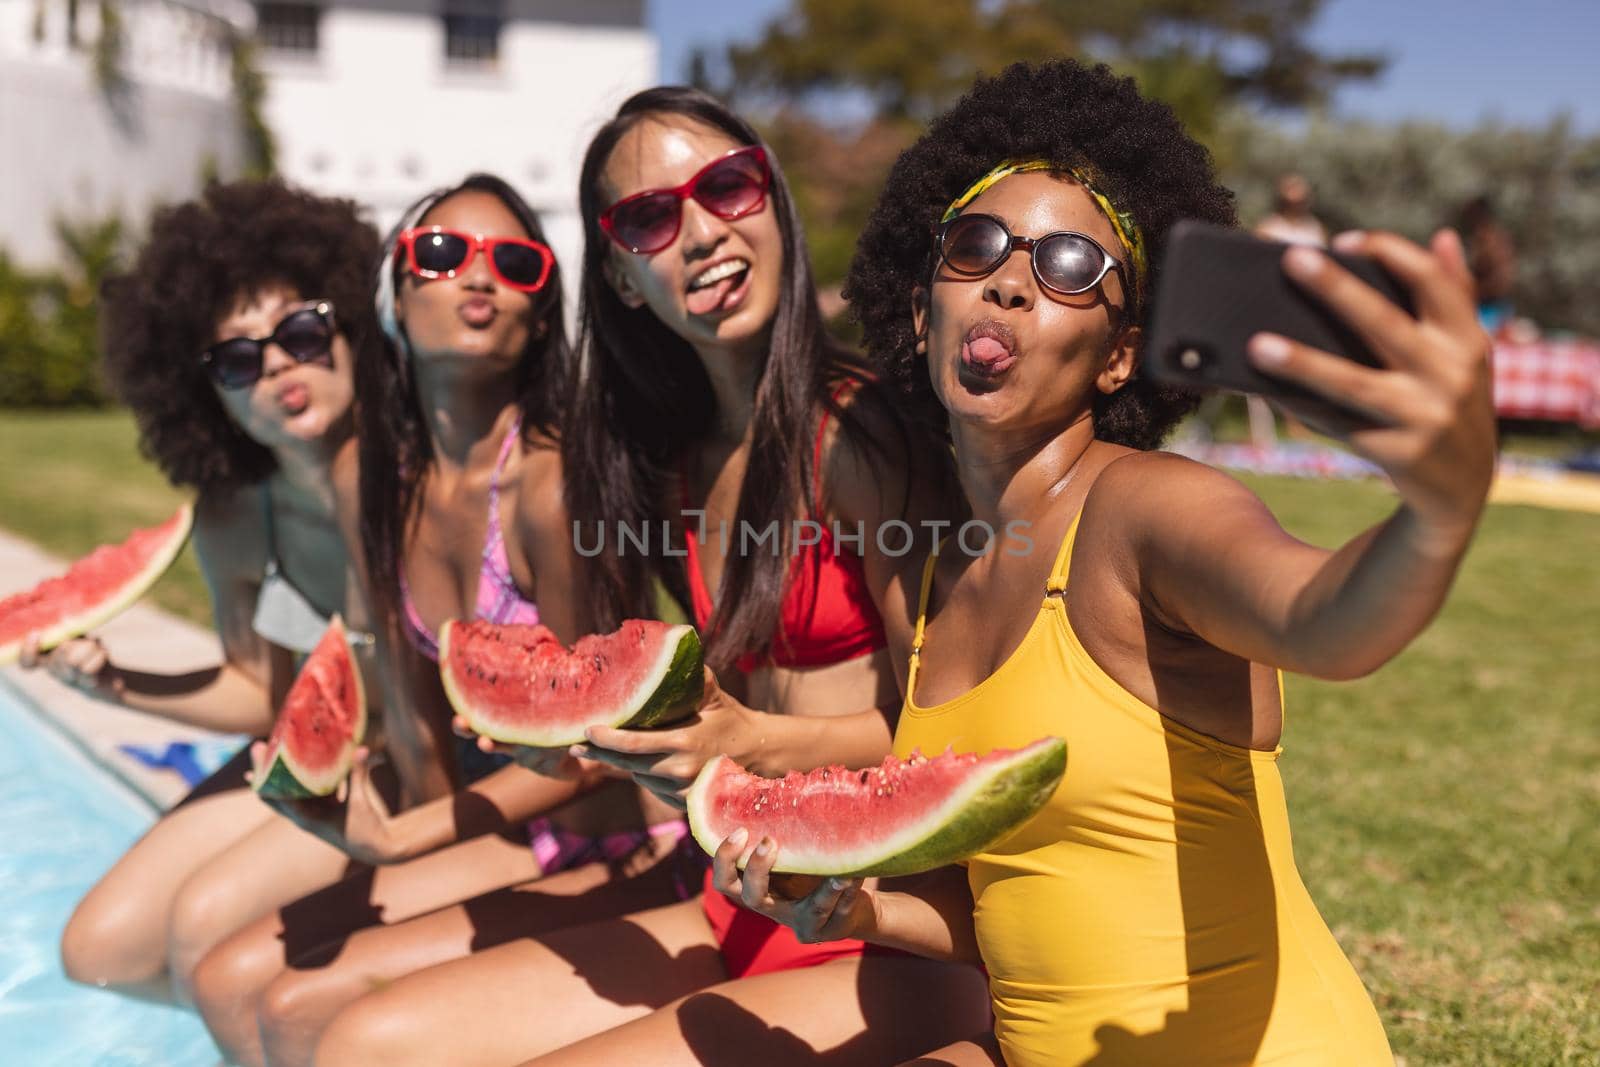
left=0, top=528, right=236, bottom=811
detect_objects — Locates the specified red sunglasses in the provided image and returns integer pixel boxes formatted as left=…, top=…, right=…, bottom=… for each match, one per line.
left=395, top=227, right=554, bottom=292
left=598, top=145, right=772, bottom=255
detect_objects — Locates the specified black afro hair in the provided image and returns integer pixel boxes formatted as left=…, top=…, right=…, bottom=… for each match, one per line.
left=100, top=179, right=380, bottom=492
left=845, top=59, right=1237, bottom=449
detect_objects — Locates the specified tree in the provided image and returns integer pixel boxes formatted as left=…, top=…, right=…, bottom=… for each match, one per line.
left=727, top=0, right=1383, bottom=132
left=722, top=0, right=1385, bottom=289
left=1227, top=116, right=1600, bottom=336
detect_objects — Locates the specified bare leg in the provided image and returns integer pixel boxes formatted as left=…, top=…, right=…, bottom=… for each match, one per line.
left=253, top=837, right=685, bottom=1067
left=513, top=955, right=993, bottom=1067
left=898, top=1033, right=1004, bottom=1066
left=194, top=828, right=543, bottom=1067
left=166, top=811, right=352, bottom=1007
left=312, top=896, right=727, bottom=1067
left=60, top=754, right=272, bottom=1004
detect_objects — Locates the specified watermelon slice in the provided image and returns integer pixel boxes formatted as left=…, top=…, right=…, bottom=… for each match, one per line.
left=686, top=738, right=1067, bottom=878
left=0, top=504, right=193, bottom=666
left=439, top=619, right=704, bottom=748
left=252, top=615, right=367, bottom=798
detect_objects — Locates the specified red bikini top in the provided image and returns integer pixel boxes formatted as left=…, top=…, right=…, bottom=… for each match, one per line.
left=681, top=383, right=888, bottom=674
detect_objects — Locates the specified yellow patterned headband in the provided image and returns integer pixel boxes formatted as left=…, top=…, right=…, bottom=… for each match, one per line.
left=941, top=158, right=1147, bottom=308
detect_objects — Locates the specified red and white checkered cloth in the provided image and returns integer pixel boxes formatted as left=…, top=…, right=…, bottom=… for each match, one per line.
left=1493, top=338, right=1600, bottom=428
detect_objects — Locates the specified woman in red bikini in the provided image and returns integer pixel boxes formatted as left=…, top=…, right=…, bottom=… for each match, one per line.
left=308, top=87, right=989, bottom=1067
left=191, top=175, right=694, bottom=1067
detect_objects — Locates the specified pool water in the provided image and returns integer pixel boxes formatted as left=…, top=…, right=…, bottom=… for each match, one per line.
left=0, top=682, right=221, bottom=1065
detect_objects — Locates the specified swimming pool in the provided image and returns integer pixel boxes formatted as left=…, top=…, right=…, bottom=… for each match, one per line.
left=0, top=681, right=220, bottom=1065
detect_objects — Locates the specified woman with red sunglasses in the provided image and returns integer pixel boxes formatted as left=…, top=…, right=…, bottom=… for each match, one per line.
left=306, top=87, right=988, bottom=1067
left=190, top=174, right=698, bottom=1067
left=13, top=180, right=384, bottom=1009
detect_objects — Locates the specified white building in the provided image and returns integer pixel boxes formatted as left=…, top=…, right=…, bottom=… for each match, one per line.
left=0, top=0, right=252, bottom=270
left=254, top=0, right=657, bottom=284
left=1, top=0, right=658, bottom=281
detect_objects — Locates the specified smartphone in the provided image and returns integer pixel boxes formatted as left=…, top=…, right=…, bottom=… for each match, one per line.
left=1143, top=220, right=1414, bottom=400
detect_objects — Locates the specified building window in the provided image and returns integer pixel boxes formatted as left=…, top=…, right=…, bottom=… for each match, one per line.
left=257, top=2, right=320, bottom=54
left=443, top=0, right=502, bottom=67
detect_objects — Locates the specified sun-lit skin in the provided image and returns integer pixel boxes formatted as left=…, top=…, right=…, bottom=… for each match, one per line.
left=397, top=189, right=537, bottom=369
left=914, top=172, right=1141, bottom=452
left=599, top=115, right=784, bottom=359
left=211, top=284, right=356, bottom=454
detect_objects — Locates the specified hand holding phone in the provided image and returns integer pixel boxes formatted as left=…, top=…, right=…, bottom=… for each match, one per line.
left=1150, top=222, right=1497, bottom=539
left=1144, top=220, right=1413, bottom=402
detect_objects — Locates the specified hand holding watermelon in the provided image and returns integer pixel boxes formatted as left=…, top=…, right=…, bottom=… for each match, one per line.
left=17, top=634, right=120, bottom=698
left=711, top=830, right=878, bottom=946
left=576, top=667, right=763, bottom=810
left=251, top=745, right=408, bottom=865
left=448, top=713, right=617, bottom=783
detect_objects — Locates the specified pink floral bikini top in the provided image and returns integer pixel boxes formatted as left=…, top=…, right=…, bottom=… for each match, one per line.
left=401, top=415, right=541, bottom=662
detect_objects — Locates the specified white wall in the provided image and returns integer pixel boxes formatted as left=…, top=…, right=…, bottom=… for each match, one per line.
left=0, top=0, right=247, bottom=271
left=259, top=0, right=657, bottom=294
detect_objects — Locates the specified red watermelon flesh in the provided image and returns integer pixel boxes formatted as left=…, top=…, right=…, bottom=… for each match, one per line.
left=439, top=619, right=703, bottom=748
left=252, top=615, right=367, bottom=798
left=686, top=738, right=1067, bottom=878
left=0, top=505, right=193, bottom=666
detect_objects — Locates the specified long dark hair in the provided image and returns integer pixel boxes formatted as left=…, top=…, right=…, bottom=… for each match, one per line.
left=566, top=86, right=896, bottom=671
left=358, top=173, right=569, bottom=625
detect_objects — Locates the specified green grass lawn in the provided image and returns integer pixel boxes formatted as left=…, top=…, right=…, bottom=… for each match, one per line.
left=2, top=409, right=1596, bottom=1063
left=0, top=410, right=210, bottom=622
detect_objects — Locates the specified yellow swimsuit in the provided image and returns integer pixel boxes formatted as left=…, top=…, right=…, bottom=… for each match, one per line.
left=894, top=514, right=1394, bottom=1066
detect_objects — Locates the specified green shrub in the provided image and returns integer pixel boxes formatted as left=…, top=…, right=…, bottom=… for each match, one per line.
left=0, top=216, right=124, bottom=408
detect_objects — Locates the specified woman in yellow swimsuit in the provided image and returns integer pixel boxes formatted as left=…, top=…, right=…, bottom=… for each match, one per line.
left=713, top=60, right=1495, bottom=1066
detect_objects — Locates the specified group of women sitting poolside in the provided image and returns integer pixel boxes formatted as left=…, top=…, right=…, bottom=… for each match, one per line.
left=17, top=59, right=1495, bottom=1066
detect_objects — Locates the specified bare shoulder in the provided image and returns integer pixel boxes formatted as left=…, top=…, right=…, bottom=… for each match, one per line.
left=1080, top=448, right=1266, bottom=546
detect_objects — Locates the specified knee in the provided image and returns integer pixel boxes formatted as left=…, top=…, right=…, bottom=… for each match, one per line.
left=259, top=970, right=328, bottom=1061
left=190, top=929, right=277, bottom=1033
left=313, top=991, right=417, bottom=1067
left=60, top=894, right=150, bottom=988
left=167, top=871, right=244, bottom=991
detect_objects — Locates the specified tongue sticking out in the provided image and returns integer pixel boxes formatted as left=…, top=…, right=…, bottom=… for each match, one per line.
left=686, top=270, right=746, bottom=316
left=962, top=335, right=1016, bottom=376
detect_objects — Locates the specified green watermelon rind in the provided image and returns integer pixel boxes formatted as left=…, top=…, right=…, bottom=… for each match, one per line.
left=686, top=737, right=1067, bottom=878
left=439, top=622, right=705, bottom=749
left=0, top=503, right=194, bottom=667
left=252, top=615, right=368, bottom=800
left=251, top=747, right=327, bottom=799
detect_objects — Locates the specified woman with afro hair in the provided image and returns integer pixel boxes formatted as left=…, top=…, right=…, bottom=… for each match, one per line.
left=16, top=179, right=384, bottom=1004
left=717, top=59, right=1495, bottom=1065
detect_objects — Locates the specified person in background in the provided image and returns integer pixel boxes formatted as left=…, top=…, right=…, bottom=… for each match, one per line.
left=1247, top=172, right=1331, bottom=444
left=1255, top=172, right=1328, bottom=248
left=1456, top=195, right=1518, bottom=333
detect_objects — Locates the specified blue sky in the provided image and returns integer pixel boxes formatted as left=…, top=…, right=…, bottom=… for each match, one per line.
left=648, top=0, right=1600, bottom=131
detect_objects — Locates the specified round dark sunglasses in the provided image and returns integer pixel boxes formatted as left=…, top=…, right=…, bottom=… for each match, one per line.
left=396, top=226, right=554, bottom=292
left=599, top=145, right=771, bottom=255
left=935, top=213, right=1132, bottom=311
left=201, top=301, right=336, bottom=390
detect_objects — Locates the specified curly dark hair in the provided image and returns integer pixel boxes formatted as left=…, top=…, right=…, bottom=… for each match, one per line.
left=845, top=59, right=1237, bottom=449
left=100, top=179, right=381, bottom=491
